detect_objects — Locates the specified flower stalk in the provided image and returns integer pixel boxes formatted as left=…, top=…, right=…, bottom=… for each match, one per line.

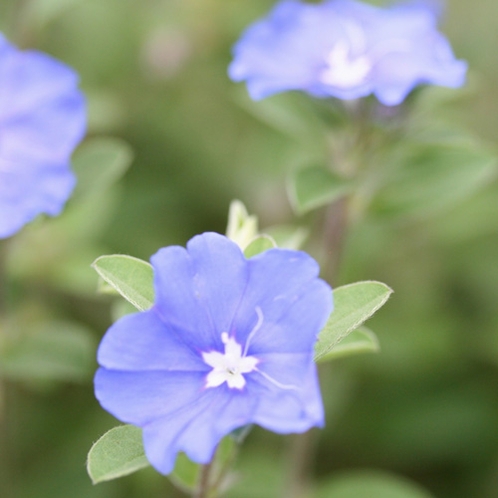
left=194, top=461, right=215, bottom=498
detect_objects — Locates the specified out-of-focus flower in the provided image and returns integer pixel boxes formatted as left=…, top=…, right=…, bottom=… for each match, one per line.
left=95, top=232, right=332, bottom=474
left=228, top=0, right=467, bottom=105
left=0, top=34, right=86, bottom=239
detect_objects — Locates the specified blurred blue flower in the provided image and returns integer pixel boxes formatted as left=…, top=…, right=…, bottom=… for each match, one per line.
left=95, top=232, right=332, bottom=474
left=0, top=34, right=86, bottom=239
left=229, top=0, right=467, bottom=105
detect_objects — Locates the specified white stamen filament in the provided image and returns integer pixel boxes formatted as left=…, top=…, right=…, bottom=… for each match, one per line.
left=242, top=306, right=263, bottom=357
left=202, top=307, right=298, bottom=392
left=255, top=368, right=298, bottom=391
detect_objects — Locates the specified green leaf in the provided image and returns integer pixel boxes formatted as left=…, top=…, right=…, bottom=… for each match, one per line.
left=111, top=299, right=143, bottom=322
left=316, top=326, right=379, bottom=362
left=315, top=470, right=434, bottom=498
left=265, top=224, right=308, bottom=250
left=169, top=453, right=200, bottom=493
left=288, top=165, right=352, bottom=214
left=87, top=425, right=150, bottom=484
left=373, top=141, right=497, bottom=219
left=314, top=281, right=392, bottom=363
left=92, top=255, right=154, bottom=311
left=244, top=235, right=277, bottom=258
left=226, top=200, right=259, bottom=250
left=72, top=137, right=133, bottom=201
left=96, top=277, right=120, bottom=296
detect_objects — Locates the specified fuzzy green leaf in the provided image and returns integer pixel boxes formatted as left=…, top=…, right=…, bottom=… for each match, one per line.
left=92, top=255, right=154, bottom=311
left=314, top=281, right=392, bottom=362
left=244, top=235, right=277, bottom=258
left=289, top=166, right=352, bottom=214
left=265, top=224, right=308, bottom=250
left=373, top=142, right=497, bottom=219
left=316, top=326, right=379, bottom=362
left=87, top=425, right=149, bottom=484
left=169, top=453, right=200, bottom=493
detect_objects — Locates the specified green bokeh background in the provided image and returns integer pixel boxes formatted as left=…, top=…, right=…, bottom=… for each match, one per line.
left=1, top=1, right=498, bottom=497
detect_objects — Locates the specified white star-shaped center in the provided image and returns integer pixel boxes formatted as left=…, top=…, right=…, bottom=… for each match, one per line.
left=320, top=39, right=372, bottom=89
left=202, top=332, right=259, bottom=390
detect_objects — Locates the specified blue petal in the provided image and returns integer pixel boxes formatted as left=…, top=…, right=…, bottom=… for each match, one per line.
left=151, top=233, right=249, bottom=351
left=231, top=248, right=333, bottom=354
left=248, top=359, right=324, bottom=432
left=97, top=310, right=207, bottom=372
left=229, top=1, right=339, bottom=100
left=0, top=36, right=86, bottom=239
left=0, top=48, right=82, bottom=122
left=229, top=0, right=466, bottom=104
left=1, top=91, right=85, bottom=162
left=0, top=159, right=76, bottom=237
left=94, top=234, right=331, bottom=475
left=96, top=352, right=324, bottom=474
left=253, top=351, right=316, bottom=390
left=142, top=386, right=256, bottom=474
left=94, top=369, right=207, bottom=425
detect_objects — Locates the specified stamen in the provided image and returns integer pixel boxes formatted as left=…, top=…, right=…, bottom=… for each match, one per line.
left=202, top=307, right=297, bottom=391
left=243, top=306, right=264, bottom=357
left=255, top=368, right=298, bottom=391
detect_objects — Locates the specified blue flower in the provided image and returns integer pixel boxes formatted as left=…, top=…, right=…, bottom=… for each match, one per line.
left=228, top=0, right=467, bottom=106
left=0, top=34, right=86, bottom=239
left=95, top=232, right=332, bottom=474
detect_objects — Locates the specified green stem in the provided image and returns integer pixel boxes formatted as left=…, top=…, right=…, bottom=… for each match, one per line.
left=283, top=199, right=348, bottom=498
left=283, top=429, right=317, bottom=498
left=7, top=0, right=33, bottom=47
left=319, top=196, right=349, bottom=285
left=0, top=381, right=15, bottom=498
left=0, top=241, right=15, bottom=498
left=284, top=101, right=377, bottom=498
left=194, top=461, right=214, bottom=498
left=210, top=443, right=237, bottom=493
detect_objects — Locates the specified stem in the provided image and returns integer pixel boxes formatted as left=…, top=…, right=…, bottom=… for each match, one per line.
left=284, top=101, right=375, bottom=498
left=211, top=443, right=237, bottom=493
left=0, top=241, right=15, bottom=498
left=0, top=381, right=14, bottom=498
left=283, top=430, right=317, bottom=498
left=283, top=198, right=347, bottom=498
left=320, top=197, right=349, bottom=285
left=7, top=0, right=34, bottom=47
left=193, top=442, right=222, bottom=498
left=194, top=461, right=214, bottom=498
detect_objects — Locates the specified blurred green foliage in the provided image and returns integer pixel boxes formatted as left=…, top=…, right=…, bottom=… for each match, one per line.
left=1, top=0, right=498, bottom=497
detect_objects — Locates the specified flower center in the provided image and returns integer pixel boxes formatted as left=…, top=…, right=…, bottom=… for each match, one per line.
left=318, top=21, right=371, bottom=89
left=320, top=39, right=372, bottom=89
left=202, top=332, right=259, bottom=390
